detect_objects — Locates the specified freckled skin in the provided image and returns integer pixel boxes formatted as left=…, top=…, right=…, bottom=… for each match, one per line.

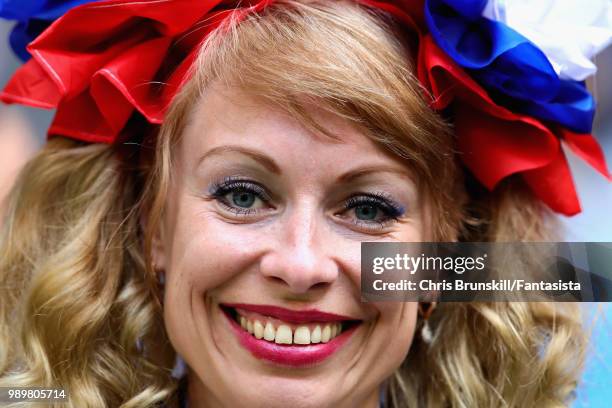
left=154, top=84, right=424, bottom=408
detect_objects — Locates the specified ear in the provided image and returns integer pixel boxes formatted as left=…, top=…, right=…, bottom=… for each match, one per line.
left=151, top=223, right=167, bottom=274
left=141, top=212, right=167, bottom=276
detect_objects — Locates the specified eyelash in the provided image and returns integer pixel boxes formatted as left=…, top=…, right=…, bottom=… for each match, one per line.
left=208, top=177, right=405, bottom=230
left=209, top=177, right=272, bottom=215
left=343, top=193, right=405, bottom=229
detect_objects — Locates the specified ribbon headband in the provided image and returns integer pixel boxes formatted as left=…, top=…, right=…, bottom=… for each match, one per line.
left=0, top=0, right=610, bottom=215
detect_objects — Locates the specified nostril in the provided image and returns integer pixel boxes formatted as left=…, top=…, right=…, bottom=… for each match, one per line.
left=310, top=281, right=329, bottom=290
left=267, top=276, right=286, bottom=285
left=266, top=275, right=330, bottom=292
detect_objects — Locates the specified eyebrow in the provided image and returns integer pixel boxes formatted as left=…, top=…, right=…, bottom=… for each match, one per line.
left=196, top=145, right=412, bottom=182
left=196, top=145, right=282, bottom=174
left=336, top=165, right=414, bottom=184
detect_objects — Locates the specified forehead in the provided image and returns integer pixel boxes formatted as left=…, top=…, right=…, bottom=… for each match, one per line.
left=177, top=83, right=404, bottom=171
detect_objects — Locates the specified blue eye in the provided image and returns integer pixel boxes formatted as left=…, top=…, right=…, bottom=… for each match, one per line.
left=344, top=193, right=405, bottom=229
left=209, top=178, right=271, bottom=214
left=231, top=191, right=256, bottom=208
left=355, top=204, right=379, bottom=220
left=209, top=178, right=405, bottom=229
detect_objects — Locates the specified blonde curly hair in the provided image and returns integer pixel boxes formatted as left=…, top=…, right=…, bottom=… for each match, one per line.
left=0, top=1, right=587, bottom=407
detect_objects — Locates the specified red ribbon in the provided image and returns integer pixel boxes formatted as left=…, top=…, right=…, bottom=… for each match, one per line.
left=0, top=0, right=609, bottom=214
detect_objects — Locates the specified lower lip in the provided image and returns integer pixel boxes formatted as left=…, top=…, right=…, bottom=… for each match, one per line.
left=223, top=308, right=358, bottom=367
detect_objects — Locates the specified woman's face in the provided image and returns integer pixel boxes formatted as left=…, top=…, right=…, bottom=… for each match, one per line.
left=155, top=84, right=425, bottom=408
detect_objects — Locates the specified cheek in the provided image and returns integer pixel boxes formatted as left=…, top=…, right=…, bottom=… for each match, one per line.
left=378, top=302, right=418, bottom=365
left=161, top=203, right=268, bottom=341
left=164, top=197, right=267, bottom=292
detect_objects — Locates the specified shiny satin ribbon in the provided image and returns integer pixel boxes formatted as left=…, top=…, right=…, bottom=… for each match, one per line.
left=425, top=0, right=595, bottom=133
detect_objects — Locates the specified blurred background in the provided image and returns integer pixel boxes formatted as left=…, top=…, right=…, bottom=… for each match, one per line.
left=1, top=18, right=611, bottom=407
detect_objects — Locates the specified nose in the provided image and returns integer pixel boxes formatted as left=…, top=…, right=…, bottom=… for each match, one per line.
left=259, top=202, right=339, bottom=294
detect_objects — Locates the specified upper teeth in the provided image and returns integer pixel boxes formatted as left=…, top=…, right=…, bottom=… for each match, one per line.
left=238, top=315, right=343, bottom=345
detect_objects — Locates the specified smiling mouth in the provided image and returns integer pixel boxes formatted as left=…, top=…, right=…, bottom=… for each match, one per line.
left=220, top=303, right=362, bottom=366
left=230, top=308, right=347, bottom=345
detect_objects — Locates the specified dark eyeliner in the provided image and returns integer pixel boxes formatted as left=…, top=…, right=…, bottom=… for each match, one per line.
left=209, top=176, right=271, bottom=203
left=344, top=192, right=406, bottom=219
left=207, top=176, right=273, bottom=217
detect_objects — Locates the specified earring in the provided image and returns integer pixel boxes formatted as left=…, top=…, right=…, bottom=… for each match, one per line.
left=418, top=302, right=437, bottom=344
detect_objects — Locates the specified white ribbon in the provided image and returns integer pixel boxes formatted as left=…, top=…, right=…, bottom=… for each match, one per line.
left=483, top=0, right=612, bottom=81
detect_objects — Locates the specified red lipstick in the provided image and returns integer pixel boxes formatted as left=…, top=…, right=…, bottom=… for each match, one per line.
left=224, top=303, right=357, bottom=323
left=221, top=304, right=360, bottom=367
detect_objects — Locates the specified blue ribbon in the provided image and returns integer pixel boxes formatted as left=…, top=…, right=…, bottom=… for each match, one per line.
left=425, top=0, right=595, bottom=133
left=0, top=0, right=97, bottom=61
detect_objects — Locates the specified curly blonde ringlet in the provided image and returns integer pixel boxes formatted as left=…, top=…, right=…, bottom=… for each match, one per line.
left=0, top=0, right=587, bottom=407
left=0, top=138, right=176, bottom=407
